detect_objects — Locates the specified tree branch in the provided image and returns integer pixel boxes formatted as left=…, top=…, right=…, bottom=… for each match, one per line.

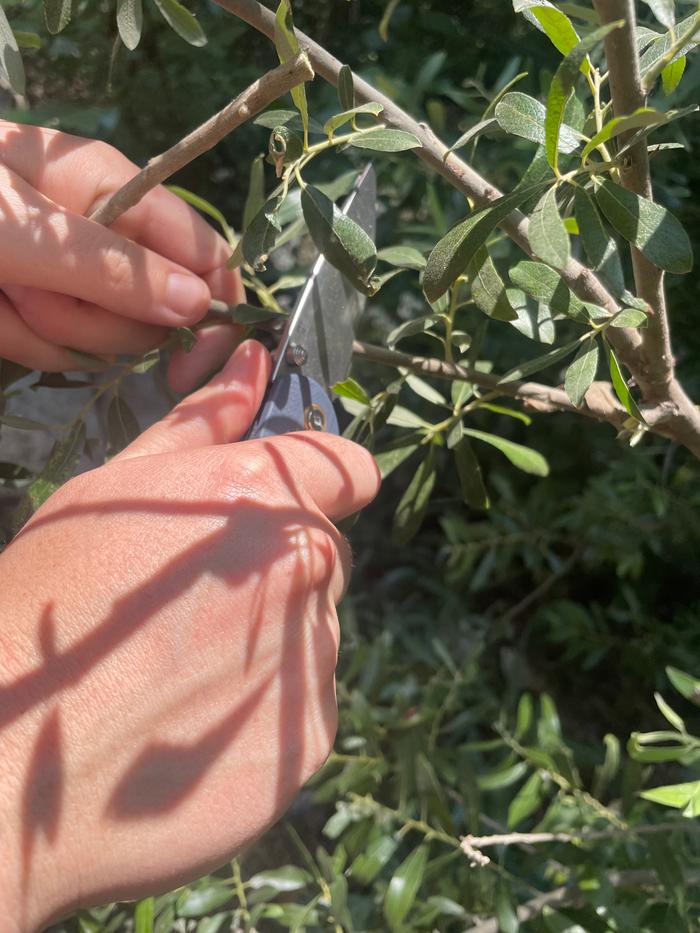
left=89, top=53, right=314, bottom=226
left=215, top=0, right=700, bottom=458
left=462, top=820, right=700, bottom=851
left=352, top=340, right=628, bottom=428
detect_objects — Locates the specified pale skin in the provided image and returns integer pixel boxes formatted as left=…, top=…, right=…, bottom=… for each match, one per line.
left=0, top=125, right=380, bottom=931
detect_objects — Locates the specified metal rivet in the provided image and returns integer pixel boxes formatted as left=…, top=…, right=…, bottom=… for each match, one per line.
left=304, top=404, right=326, bottom=431
left=285, top=343, right=307, bottom=367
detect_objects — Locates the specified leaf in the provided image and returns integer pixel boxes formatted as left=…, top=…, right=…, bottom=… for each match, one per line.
left=134, top=898, right=154, bottom=933
left=508, top=290, right=556, bottom=344
left=509, top=260, right=589, bottom=321
left=447, top=117, right=499, bottom=156
left=529, top=186, right=570, bottom=269
left=338, top=63, right=355, bottom=110
left=604, top=337, right=645, bottom=423
left=0, top=5, right=25, bottom=95
left=545, top=22, right=622, bottom=173
left=463, top=428, right=549, bottom=476
left=662, top=54, right=685, bottom=94
left=641, top=0, right=675, bottom=28
left=332, top=377, right=371, bottom=405
left=595, top=178, right=693, bottom=274
left=478, top=760, right=529, bottom=790
left=507, top=770, right=545, bottom=829
left=454, top=437, right=490, bottom=509
left=248, top=865, right=312, bottom=892
left=593, top=733, right=621, bottom=799
left=655, top=692, right=685, bottom=732
left=573, top=187, right=625, bottom=296
left=168, top=186, right=235, bottom=245
left=564, top=338, right=598, bottom=407
left=611, top=307, right=648, bottom=327
left=14, top=421, right=86, bottom=527
left=107, top=396, right=140, bottom=453
left=349, top=127, right=422, bottom=151
left=13, top=31, right=42, bottom=50
left=301, top=185, right=377, bottom=295
left=666, top=666, right=700, bottom=705
left=274, top=0, right=308, bottom=142
left=239, top=194, right=285, bottom=271
left=639, top=11, right=700, bottom=82
left=387, top=314, right=442, bottom=347
left=242, top=155, right=265, bottom=232
left=468, top=247, right=517, bottom=321
left=499, top=336, right=581, bottom=383
left=513, top=1, right=583, bottom=61
left=0, top=414, right=47, bottom=431
left=647, top=835, right=686, bottom=918
left=378, top=0, right=401, bottom=41
left=152, top=0, right=206, bottom=46
left=406, top=374, right=447, bottom=407
left=581, top=107, right=672, bottom=163
left=44, top=0, right=72, bottom=34
left=423, top=183, right=545, bottom=303
left=383, top=845, right=429, bottom=930
left=350, top=833, right=400, bottom=884
left=495, top=883, right=520, bottom=933
left=117, top=0, right=143, bottom=50
left=324, top=102, right=383, bottom=137
left=641, top=781, right=700, bottom=809
left=176, top=886, right=233, bottom=918
left=494, top=92, right=580, bottom=153
left=374, top=442, right=420, bottom=480
left=377, top=245, right=426, bottom=270
left=392, top=448, right=436, bottom=545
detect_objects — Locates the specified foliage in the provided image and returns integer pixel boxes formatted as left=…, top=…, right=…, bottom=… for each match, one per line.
left=2, top=0, right=700, bottom=929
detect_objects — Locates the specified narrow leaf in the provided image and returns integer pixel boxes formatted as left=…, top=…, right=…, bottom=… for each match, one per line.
left=564, top=338, right=598, bottom=407
left=581, top=107, right=670, bottom=163
left=595, top=178, right=693, bottom=274
left=301, top=185, right=377, bottom=295
left=377, top=245, right=426, bottom=270
left=324, top=102, right=383, bottom=137
left=662, top=54, right=686, bottom=94
left=242, top=155, right=265, bottom=231
left=168, top=186, right=235, bottom=245
left=0, top=414, right=47, bottom=431
left=514, top=1, right=583, bottom=61
left=44, top=0, right=72, bottom=34
left=641, top=781, right=700, bottom=809
left=573, top=186, right=625, bottom=296
left=0, top=5, right=25, bottom=94
left=338, top=63, right=355, bottom=110
left=500, top=336, right=581, bottom=383
left=387, top=314, right=442, bottom=347
left=494, top=92, right=580, bottom=153
left=529, top=186, right=570, bottom=268
left=509, top=260, right=589, bottom=320
left=274, top=0, right=308, bottom=141
left=349, top=128, right=421, bottom=152
left=508, top=771, right=545, bottom=828
left=545, top=22, right=622, bottom=173
left=604, top=337, right=645, bottom=422
left=374, top=443, right=420, bottom=480
left=239, top=194, right=285, bottom=271
left=463, top=428, right=549, bottom=476
left=666, top=666, right=700, bottom=705
left=107, top=396, right=140, bottom=453
left=641, top=0, right=675, bottom=28
left=117, top=0, right=143, bottom=50
left=332, top=377, right=371, bottom=405
left=134, top=898, right=154, bottom=933
left=611, top=307, right=648, bottom=327
left=392, top=449, right=436, bottom=545
left=447, top=117, right=499, bottom=156
left=383, top=845, right=429, bottom=930
left=350, top=834, right=400, bottom=883
left=152, top=0, right=206, bottom=46
left=454, top=437, right=490, bottom=509
left=468, top=247, right=517, bottom=321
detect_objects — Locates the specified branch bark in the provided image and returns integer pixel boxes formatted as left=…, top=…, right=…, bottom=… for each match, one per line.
left=462, top=820, right=700, bottom=851
left=215, top=0, right=700, bottom=458
left=89, top=53, right=314, bottom=226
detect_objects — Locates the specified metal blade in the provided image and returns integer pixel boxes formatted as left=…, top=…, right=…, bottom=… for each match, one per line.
left=271, top=164, right=377, bottom=390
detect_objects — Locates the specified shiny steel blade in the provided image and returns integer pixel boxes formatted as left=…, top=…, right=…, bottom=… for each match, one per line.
left=272, top=164, right=377, bottom=389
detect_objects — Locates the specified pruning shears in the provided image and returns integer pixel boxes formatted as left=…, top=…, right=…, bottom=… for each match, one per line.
left=247, top=164, right=376, bottom=439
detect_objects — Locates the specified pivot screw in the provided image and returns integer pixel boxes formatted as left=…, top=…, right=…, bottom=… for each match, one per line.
left=285, top=343, right=307, bottom=367
left=304, top=404, right=326, bottom=431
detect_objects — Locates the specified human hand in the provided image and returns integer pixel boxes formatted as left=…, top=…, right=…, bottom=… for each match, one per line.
left=0, top=121, right=243, bottom=391
left=0, top=340, right=380, bottom=931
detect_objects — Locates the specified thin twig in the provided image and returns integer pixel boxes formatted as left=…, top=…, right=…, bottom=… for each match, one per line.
left=89, top=53, right=314, bottom=226
left=352, top=340, right=628, bottom=427
left=216, top=0, right=700, bottom=459
left=463, top=820, right=700, bottom=850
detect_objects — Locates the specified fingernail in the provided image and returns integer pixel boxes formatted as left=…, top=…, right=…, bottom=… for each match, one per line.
left=164, top=273, right=209, bottom=321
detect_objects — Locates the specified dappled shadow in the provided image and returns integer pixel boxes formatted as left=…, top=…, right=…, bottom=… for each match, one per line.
left=0, top=431, right=361, bottom=917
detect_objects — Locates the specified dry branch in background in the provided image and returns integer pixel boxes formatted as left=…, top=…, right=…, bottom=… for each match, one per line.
left=215, top=0, right=700, bottom=457
left=89, top=53, right=314, bottom=227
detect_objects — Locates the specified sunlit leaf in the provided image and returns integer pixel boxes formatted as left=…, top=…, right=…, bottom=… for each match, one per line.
left=581, top=106, right=678, bottom=163
left=134, top=898, right=154, bottom=933
left=392, top=448, right=436, bottom=545
left=152, top=0, right=206, bottom=46
left=573, top=186, right=625, bottom=296
left=377, top=245, right=426, bottom=270
left=117, top=0, right=143, bottom=49
left=666, top=666, right=700, bottom=705
left=168, top=185, right=235, bottom=246
left=513, top=0, right=583, bottom=62
left=641, top=781, right=700, bottom=809
left=499, top=336, right=581, bottom=383
left=529, top=185, right=570, bottom=269
left=611, top=307, right=648, bottom=328
left=374, top=442, right=421, bottom=480
left=509, top=260, right=590, bottom=321
left=176, top=886, right=233, bottom=917
left=463, top=428, right=549, bottom=476
left=349, top=127, right=422, bottom=151
left=324, top=101, right=383, bottom=137
left=332, top=377, right=371, bottom=405
left=338, top=62, right=355, bottom=110
left=383, top=845, right=429, bottom=929
left=454, top=437, right=490, bottom=509
left=468, top=247, right=517, bottom=321
left=248, top=865, right=312, bottom=892
left=350, top=833, right=400, bottom=884
left=44, top=0, right=72, bottom=34
left=495, top=92, right=580, bottom=152
left=641, top=0, right=675, bottom=28
left=662, top=53, right=686, bottom=94
left=0, top=5, right=25, bottom=94
left=274, top=0, right=308, bottom=142
left=604, top=337, right=645, bottom=422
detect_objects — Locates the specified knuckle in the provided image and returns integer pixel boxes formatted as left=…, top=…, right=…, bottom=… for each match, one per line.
left=103, top=240, right=138, bottom=295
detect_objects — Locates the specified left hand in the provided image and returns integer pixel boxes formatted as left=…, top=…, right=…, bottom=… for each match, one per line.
left=0, top=121, right=244, bottom=391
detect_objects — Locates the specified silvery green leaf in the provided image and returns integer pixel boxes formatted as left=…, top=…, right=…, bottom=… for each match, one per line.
left=529, top=186, right=570, bottom=269
left=0, top=5, right=25, bottom=93
left=564, top=338, right=599, bottom=407
left=495, top=92, right=580, bottom=153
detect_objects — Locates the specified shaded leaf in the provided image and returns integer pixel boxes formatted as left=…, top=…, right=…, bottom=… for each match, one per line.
left=0, top=5, right=25, bottom=94
left=507, top=289, right=556, bottom=344
left=595, top=178, right=693, bottom=274
left=301, top=185, right=377, bottom=295
left=377, top=245, right=426, bottom=270
left=392, top=448, right=436, bottom=545
left=641, top=0, right=675, bottom=28
left=611, top=307, right=648, bottom=327
left=639, top=11, right=699, bottom=82
left=581, top=106, right=677, bottom=163
left=387, top=314, right=442, bottom=347
left=374, top=442, right=420, bottom=480
left=529, top=185, right=570, bottom=268
left=495, top=883, right=520, bottom=933
left=231, top=303, right=285, bottom=324
left=248, top=865, right=312, bottom=892
left=478, top=760, right=529, bottom=790
left=463, top=428, right=549, bottom=476
left=44, top=0, right=72, bottom=34
left=107, top=396, right=140, bottom=453
left=242, top=155, right=265, bottom=231
left=117, top=0, right=143, bottom=50
left=468, top=247, right=517, bottom=321
left=13, top=31, right=42, bottom=50
left=350, top=833, right=400, bottom=884
left=176, top=886, right=233, bottom=918
left=13, top=421, right=86, bottom=526
left=349, top=127, right=421, bottom=151
left=324, top=102, right=383, bottom=137
left=647, top=835, right=686, bottom=917
left=500, top=336, right=581, bottom=383
left=454, top=437, right=490, bottom=509
left=406, top=374, right=447, bottom=407
left=447, top=117, right=499, bottom=156
left=168, top=186, right=235, bottom=246
left=274, top=0, right=308, bottom=141
left=383, top=845, right=429, bottom=930
left=545, top=22, right=622, bottom=173
left=495, top=92, right=579, bottom=152
left=604, top=337, right=645, bottom=422
left=509, top=260, right=589, bottom=321
left=0, top=414, right=47, bottom=431
left=338, top=63, right=355, bottom=110
left=564, top=338, right=598, bottom=407
left=573, top=186, right=625, bottom=296
left=239, top=194, right=285, bottom=271
left=152, top=0, right=206, bottom=47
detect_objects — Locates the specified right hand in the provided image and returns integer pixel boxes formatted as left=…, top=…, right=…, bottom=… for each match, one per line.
left=0, top=340, right=380, bottom=931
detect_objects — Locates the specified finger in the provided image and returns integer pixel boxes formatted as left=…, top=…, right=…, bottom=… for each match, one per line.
left=167, top=323, right=242, bottom=394
left=115, top=340, right=271, bottom=461
left=0, top=163, right=210, bottom=326
left=0, top=122, right=240, bottom=279
left=258, top=433, right=381, bottom=523
left=4, top=285, right=165, bottom=356
left=0, top=292, right=84, bottom=371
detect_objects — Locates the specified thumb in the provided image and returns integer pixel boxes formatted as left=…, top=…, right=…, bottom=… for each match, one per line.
left=114, top=340, right=271, bottom=461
